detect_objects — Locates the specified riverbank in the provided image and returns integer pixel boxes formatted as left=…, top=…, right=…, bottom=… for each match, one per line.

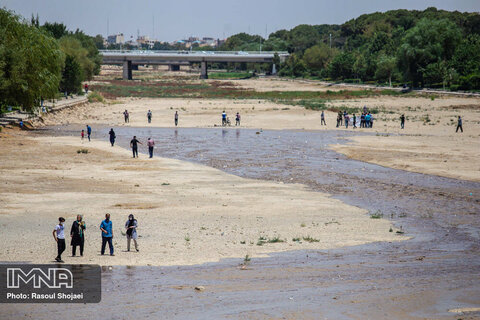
left=0, top=128, right=399, bottom=266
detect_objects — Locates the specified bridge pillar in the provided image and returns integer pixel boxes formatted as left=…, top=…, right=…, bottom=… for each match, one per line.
left=272, top=63, right=277, bottom=75
left=169, top=64, right=180, bottom=71
left=200, top=61, right=208, bottom=79
left=123, top=60, right=132, bottom=80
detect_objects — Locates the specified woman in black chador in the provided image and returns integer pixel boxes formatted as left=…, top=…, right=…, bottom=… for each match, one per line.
left=71, top=214, right=86, bottom=256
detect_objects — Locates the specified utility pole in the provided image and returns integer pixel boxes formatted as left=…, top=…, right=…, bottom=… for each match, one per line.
left=107, top=18, right=109, bottom=37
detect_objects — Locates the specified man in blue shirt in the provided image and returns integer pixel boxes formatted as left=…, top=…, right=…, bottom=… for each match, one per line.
left=86, top=125, right=92, bottom=141
left=100, top=213, right=114, bottom=256
left=222, top=111, right=227, bottom=126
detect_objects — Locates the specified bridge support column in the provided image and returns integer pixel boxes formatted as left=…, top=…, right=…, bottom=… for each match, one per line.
left=200, top=61, right=208, bottom=79
left=123, top=60, right=132, bottom=80
left=169, top=64, right=180, bottom=71
left=272, top=63, right=277, bottom=75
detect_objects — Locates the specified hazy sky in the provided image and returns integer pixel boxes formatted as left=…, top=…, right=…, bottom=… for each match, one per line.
left=1, top=0, right=479, bottom=42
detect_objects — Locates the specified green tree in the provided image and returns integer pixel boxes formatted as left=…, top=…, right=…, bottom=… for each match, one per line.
left=398, top=18, right=461, bottom=86
left=451, top=34, right=480, bottom=76
left=303, top=44, right=338, bottom=72
left=0, top=9, right=63, bottom=111
left=58, top=36, right=93, bottom=80
left=375, top=55, right=397, bottom=86
left=328, top=52, right=355, bottom=79
left=60, top=54, right=82, bottom=94
left=42, top=22, right=68, bottom=39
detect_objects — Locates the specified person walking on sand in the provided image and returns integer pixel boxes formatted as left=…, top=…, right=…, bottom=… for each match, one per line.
left=147, top=110, right=152, bottom=124
left=109, top=128, right=116, bottom=146
left=125, top=214, right=139, bottom=252
left=235, top=112, right=241, bottom=126
left=174, top=111, right=179, bottom=127
left=147, top=137, right=155, bottom=158
left=222, top=110, right=227, bottom=126
left=353, top=114, right=357, bottom=129
left=124, top=110, right=129, bottom=123
left=130, top=136, right=142, bottom=158
left=86, top=125, right=92, bottom=141
left=53, top=217, right=66, bottom=262
left=400, top=114, right=405, bottom=129
left=81, top=129, right=85, bottom=140
left=456, top=116, right=463, bottom=133
left=71, top=215, right=85, bottom=257
left=100, top=213, right=114, bottom=256
left=321, top=111, right=326, bottom=126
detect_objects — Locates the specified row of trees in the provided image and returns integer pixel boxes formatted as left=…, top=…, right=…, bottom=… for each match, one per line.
left=220, top=8, right=480, bottom=90
left=0, top=10, right=101, bottom=112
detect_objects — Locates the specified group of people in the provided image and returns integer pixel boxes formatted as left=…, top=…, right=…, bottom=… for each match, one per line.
left=81, top=125, right=92, bottom=141
left=334, top=107, right=375, bottom=129
left=52, top=214, right=139, bottom=262
left=122, top=109, right=180, bottom=127
left=221, top=111, right=241, bottom=126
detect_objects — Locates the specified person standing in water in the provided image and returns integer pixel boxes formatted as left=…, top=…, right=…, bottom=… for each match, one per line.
left=235, top=112, right=241, bottom=126
left=100, top=213, right=114, bottom=256
left=86, top=125, right=92, bottom=141
left=130, top=136, right=142, bottom=158
left=321, top=111, right=326, bottom=126
left=147, top=137, right=155, bottom=158
left=174, top=111, right=179, bottom=127
left=147, top=110, right=152, bottom=124
left=53, top=217, right=66, bottom=262
left=125, top=214, right=139, bottom=252
left=109, top=128, right=116, bottom=146
left=456, top=116, right=463, bottom=133
left=400, top=114, right=405, bottom=129
left=70, top=215, right=85, bottom=257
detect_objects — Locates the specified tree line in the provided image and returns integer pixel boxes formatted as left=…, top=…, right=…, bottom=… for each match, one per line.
left=0, top=9, right=101, bottom=112
left=217, top=7, right=480, bottom=90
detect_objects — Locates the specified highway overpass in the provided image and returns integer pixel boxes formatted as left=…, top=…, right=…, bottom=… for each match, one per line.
left=99, top=50, right=289, bottom=79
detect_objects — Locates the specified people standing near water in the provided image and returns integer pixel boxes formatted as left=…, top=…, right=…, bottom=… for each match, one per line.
left=338, top=111, right=343, bottom=126
left=222, top=110, right=227, bottom=126
left=235, top=112, right=241, bottom=126
left=100, top=213, right=114, bottom=256
left=109, top=128, right=116, bottom=146
left=353, top=114, right=357, bottom=128
left=86, top=125, right=92, bottom=141
left=125, top=214, right=139, bottom=252
left=336, top=113, right=340, bottom=128
left=130, top=136, right=142, bottom=158
left=321, top=111, right=326, bottom=126
left=369, top=113, right=374, bottom=128
left=81, top=129, right=85, bottom=140
left=147, top=137, right=155, bottom=158
left=365, top=113, right=371, bottom=128
left=456, top=116, right=463, bottom=133
left=124, top=110, right=129, bottom=123
left=71, top=215, right=85, bottom=257
left=400, top=114, right=405, bottom=129
left=345, top=113, right=350, bottom=129
left=174, top=111, right=179, bottom=127
left=360, top=113, right=365, bottom=128
left=53, top=217, right=66, bottom=262
left=147, top=110, right=152, bottom=124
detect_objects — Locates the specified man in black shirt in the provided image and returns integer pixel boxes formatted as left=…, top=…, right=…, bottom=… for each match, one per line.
left=130, top=136, right=142, bottom=158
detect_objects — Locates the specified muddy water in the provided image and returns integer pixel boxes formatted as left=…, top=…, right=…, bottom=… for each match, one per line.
left=15, top=125, right=480, bottom=319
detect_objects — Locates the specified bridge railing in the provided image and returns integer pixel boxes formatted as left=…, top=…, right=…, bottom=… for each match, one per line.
left=99, top=50, right=289, bottom=56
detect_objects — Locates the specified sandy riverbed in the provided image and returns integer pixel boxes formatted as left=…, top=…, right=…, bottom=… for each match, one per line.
left=0, top=128, right=400, bottom=266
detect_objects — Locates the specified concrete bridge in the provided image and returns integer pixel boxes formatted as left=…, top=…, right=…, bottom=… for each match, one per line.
left=99, top=50, right=289, bottom=80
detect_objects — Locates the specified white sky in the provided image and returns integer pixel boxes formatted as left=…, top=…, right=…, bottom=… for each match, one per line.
left=1, top=0, right=479, bottom=41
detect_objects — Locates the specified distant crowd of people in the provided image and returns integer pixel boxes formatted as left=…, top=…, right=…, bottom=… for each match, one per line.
left=53, top=213, right=138, bottom=262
